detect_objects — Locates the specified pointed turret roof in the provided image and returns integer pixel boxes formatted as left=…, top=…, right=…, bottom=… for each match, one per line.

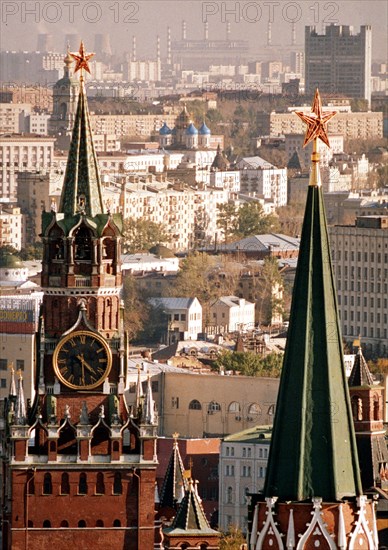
left=59, top=79, right=104, bottom=218
left=348, top=346, right=374, bottom=387
left=15, top=372, right=27, bottom=425
left=159, top=435, right=187, bottom=509
left=168, top=479, right=217, bottom=533
left=264, top=94, right=362, bottom=502
left=141, top=374, right=156, bottom=424
left=9, top=364, right=17, bottom=398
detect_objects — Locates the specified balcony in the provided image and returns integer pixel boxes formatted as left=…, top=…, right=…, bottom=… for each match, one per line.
left=75, top=277, right=91, bottom=287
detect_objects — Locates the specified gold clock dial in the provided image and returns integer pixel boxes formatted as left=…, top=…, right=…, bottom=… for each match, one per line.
left=53, top=330, right=112, bottom=390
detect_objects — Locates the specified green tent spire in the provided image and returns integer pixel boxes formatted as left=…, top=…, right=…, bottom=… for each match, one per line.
left=59, top=78, right=104, bottom=218
left=264, top=91, right=362, bottom=502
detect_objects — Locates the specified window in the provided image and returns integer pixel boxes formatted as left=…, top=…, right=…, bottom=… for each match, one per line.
left=174, top=313, right=179, bottom=321
left=113, top=519, right=121, bottom=527
left=43, top=520, right=51, bottom=528
left=78, top=473, right=87, bottom=495
left=0, top=359, right=7, bottom=371
left=189, top=399, right=201, bottom=410
left=208, top=401, right=221, bottom=413
left=96, top=473, right=105, bottom=495
left=228, top=401, right=240, bottom=413
left=227, top=487, right=233, bottom=504
left=1, top=379, right=6, bottom=388
left=16, top=359, right=24, bottom=371
left=43, top=473, right=52, bottom=495
left=180, top=314, right=186, bottom=321
left=96, top=520, right=104, bottom=527
left=61, top=473, right=70, bottom=495
left=78, top=520, right=86, bottom=528
left=113, top=472, right=122, bottom=495
left=60, top=520, right=69, bottom=527
left=171, top=397, right=179, bottom=409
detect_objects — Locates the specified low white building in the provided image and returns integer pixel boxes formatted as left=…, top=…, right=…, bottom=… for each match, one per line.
left=237, top=156, right=287, bottom=208
left=219, top=425, right=272, bottom=534
left=209, top=296, right=255, bottom=333
left=0, top=205, right=24, bottom=250
left=121, top=252, right=179, bottom=274
left=149, top=297, right=203, bottom=343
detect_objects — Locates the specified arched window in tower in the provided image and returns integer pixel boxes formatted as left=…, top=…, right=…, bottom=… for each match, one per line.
left=189, top=399, right=202, bottom=410
left=227, top=486, right=233, bottom=504
left=43, top=473, right=52, bottom=495
left=74, top=225, right=92, bottom=261
left=96, top=472, right=105, bottom=495
left=57, top=421, right=77, bottom=455
left=59, top=102, right=67, bottom=120
left=60, top=473, right=70, bottom=495
left=113, top=472, right=122, bottom=495
left=78, top=473, right=87, bottom=495
left=43, top=519, right=51, bottom=528
left=373, top=395, right=380, bottom=421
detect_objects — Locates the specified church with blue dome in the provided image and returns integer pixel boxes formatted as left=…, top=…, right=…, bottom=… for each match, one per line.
left=158, top=105, right=212, bottom=150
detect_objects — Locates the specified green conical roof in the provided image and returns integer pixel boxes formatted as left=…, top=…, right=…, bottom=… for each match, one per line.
left=159, top=439, right=187, bottom=509
left=59, top=81, right=104, bottom=217
left=264, top=182, right=362, bottom=501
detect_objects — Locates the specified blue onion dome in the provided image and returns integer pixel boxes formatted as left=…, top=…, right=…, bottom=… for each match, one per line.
left=159, top=122, right=172, bottom=135
left=199, top=121, right=211, bottom=135
left=185, top=122, right=198, bottom=135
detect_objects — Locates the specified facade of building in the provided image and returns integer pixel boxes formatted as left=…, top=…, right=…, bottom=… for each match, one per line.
left=285, top=133, right=344, bottom=168
left=1, top=53, right=158, bottom=550
left=0, top=205, right=24, bottom=250
left=0, top=103, right=32, bottom=133
left=237, top=157, right=287, bottom=208
left=329, top=216, right=388, bottom=356
left=219, top=426, right=271, bottom=534
left=209, top=296, right=255, bottom=333
left=305, top=25, right=372, bottom=104
left=260, top=109, right=383, bottom=140
left=126, top=361, right=279, bottom=439
left=0, top=135, right=55, bottom=201
left=149, top=297, right=203, bottom=343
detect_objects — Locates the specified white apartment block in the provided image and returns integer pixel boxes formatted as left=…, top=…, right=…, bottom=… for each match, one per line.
left=285, top=133, right=344, bottom=168
left=329, top=216, right=388, bottom=356
left=126, top=60, right=161, bottom=82
left=0, top=205, right=24, bottom=250
left=219, top=426, right=271, bottom=534
left=209, top=296, right=255, bottom=333
left=236, top=157, right=287, bottom=207
left=0, top=103, right=31, bottom=133
left=90, top=113, right=177, bottom=138
left=149, top=297, right=203, bottom=342
left=209, top=169, right=241, bottom=193
left=266, top=110, right=383, bottom=140
left=0, top=135, right=55, bottom=201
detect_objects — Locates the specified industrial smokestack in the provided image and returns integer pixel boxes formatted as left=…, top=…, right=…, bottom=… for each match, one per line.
left=132, top=36, right=137, bottom=62
left=156, top=36, right=160, bottom=62
left=267, top=22, right=272, bottom=46
left=94, top=33, right=112, bottom=56
left=204, top=21, right=208, bottom=41
left=182, top=20, right=187, bottom=40
left=291, top=22, right=296, bottom=46
left=167, top=27, right=171, bottom=65
left=226, top=22, right=231, bottom=41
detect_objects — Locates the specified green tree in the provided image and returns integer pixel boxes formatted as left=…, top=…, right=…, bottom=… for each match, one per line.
left=216, top=203, right=238, bottom=243
left=123, top=218, right=170, bottom=253
left=18, top=242, right=43, bottom=260
left=214, top=350, right=283, bottom=377
left=219, top=525, right=246, bottom=550
left=235, top=202, right=279, bottom=237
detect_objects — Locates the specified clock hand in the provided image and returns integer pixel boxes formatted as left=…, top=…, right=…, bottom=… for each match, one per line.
left=76, top=354, right=95, bottom=374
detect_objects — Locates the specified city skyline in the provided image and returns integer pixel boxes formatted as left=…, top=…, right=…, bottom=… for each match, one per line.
left=0, top=1, right=387, bottom=61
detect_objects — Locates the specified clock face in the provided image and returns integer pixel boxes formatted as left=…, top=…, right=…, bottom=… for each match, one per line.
left=53, top=330, right=112, bottom=390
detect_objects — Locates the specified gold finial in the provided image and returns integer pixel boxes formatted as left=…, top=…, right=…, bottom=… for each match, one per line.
left=8, top=362, right=14, bottom=372
left=70, top=40, right=94, bottom=78
left=172, top=431, right=180, bottom=440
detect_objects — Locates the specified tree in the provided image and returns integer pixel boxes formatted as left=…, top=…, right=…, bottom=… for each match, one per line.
left=18, top=242, right=43, bottom=260
left=219, top=525, right=246, bottom=550
left=217, top=203, right=238, bottom=243
left=214, top=350, right=283, bottom=377
left=235, top=202, right=279, bottom=237
left=276, top=203, right=305, bottom=237
left=123, top=218, right=170, bottom=253
left=246, top=257, right=284, bottom=326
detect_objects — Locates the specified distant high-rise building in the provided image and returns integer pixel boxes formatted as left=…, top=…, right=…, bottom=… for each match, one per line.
left=305, top=25, right=372, bottom=104
left=37, top=33, right=54, bottom=52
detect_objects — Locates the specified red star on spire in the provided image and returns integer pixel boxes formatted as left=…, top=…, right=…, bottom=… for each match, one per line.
left=70, top=41, right=95, bottom=75
left=295, top=89, right=336, bottom=148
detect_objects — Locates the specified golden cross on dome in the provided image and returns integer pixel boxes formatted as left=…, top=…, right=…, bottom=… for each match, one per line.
left=70, top=41, right=94, bottom=76
left=295, top=89, right=336, bottom=148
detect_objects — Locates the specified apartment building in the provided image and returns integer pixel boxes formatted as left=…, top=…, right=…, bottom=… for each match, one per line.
left=305, top=25, right=372, bottom=104
left=0, top=205, right=24, bottom=250
left=90, top=113, right=177, bottom=138
left=259, top=110, right=383, bottom=140
left=329, top=216, right=388, bottom=356
left=149, top=297, right=203, bottom=343
left=219, top=426, right=271, bottom=533
left=236, top=157, right=287, bottom=208
left=0, top=134, right=55, bottom=201
left=0, top=104, right=31, bottom=133
left=209, top=296, right=255, bottom=333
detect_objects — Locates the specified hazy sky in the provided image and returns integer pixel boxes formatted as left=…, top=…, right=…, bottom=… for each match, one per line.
left=1, top=0, right=387, bottom=61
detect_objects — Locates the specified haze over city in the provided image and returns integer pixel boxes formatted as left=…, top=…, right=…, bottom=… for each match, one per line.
left=1, top=0, right=387, bottom=60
